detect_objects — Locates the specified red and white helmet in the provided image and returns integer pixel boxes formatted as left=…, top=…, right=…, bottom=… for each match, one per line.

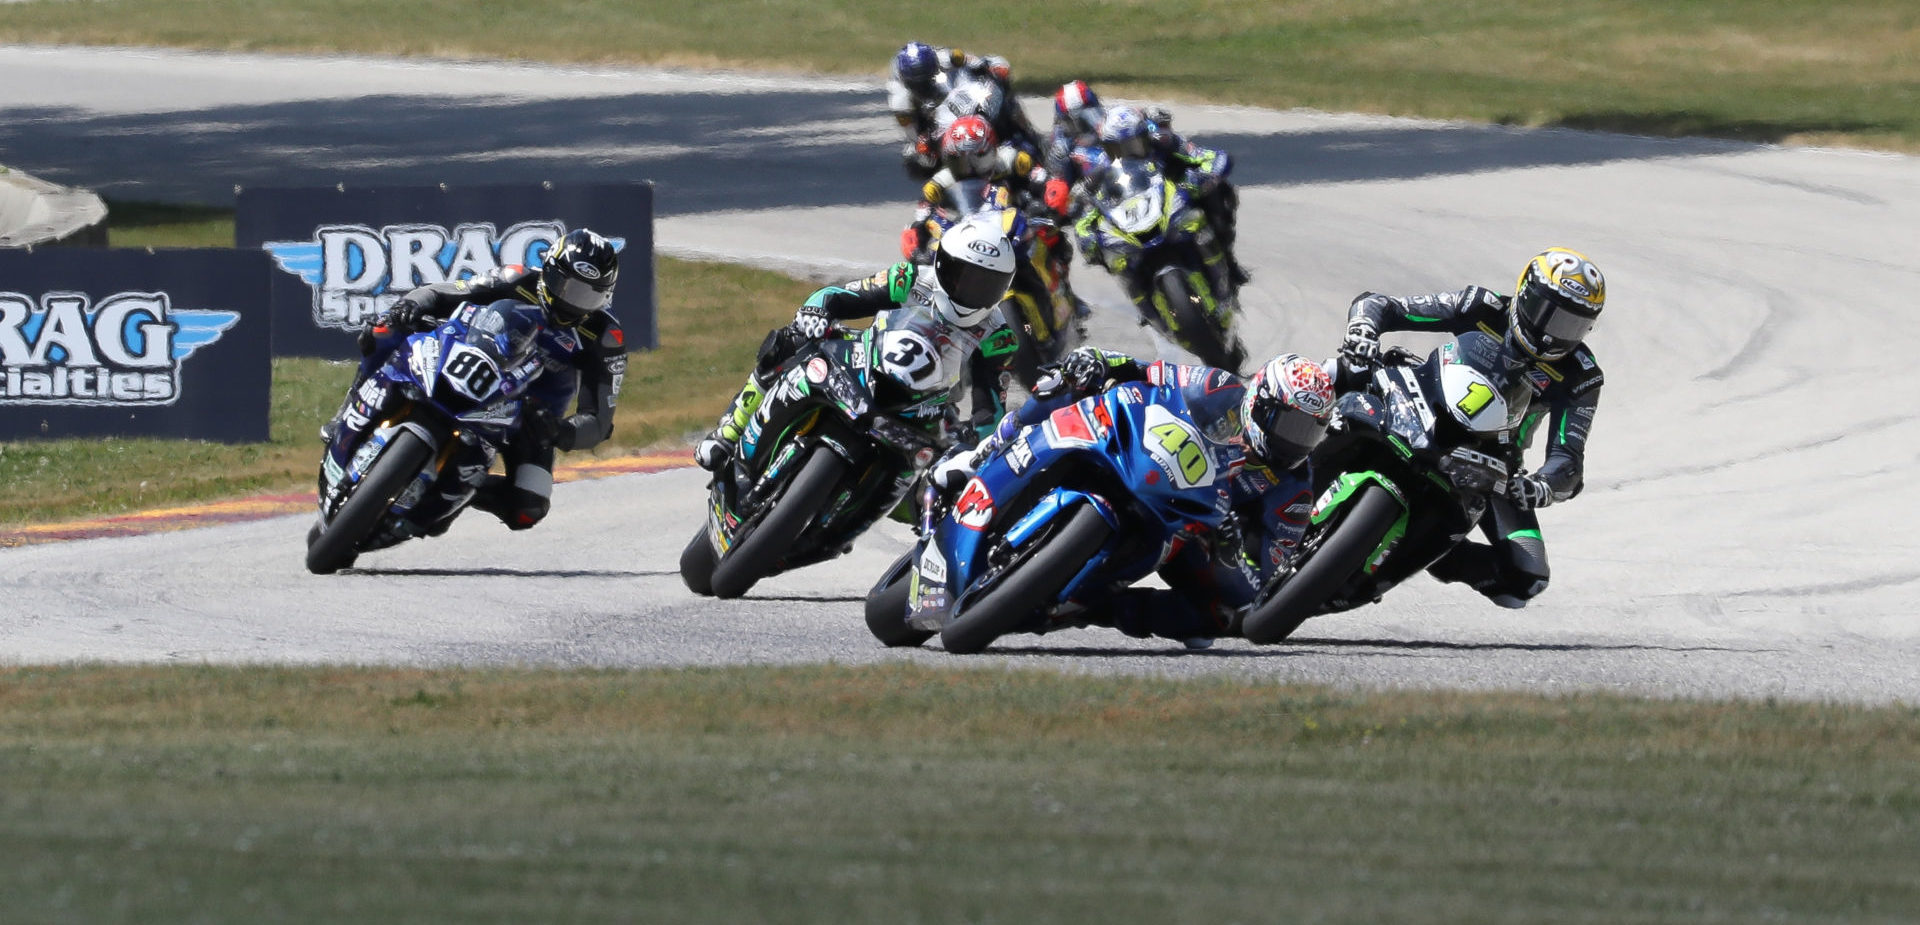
left=940, top=115, right=998, bottom=179
left=1241, top=354, right=1336, bottom=470
left=1053, top=80, right=1105, bottom=135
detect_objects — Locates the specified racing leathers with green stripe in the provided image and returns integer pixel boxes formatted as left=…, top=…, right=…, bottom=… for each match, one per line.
left=1345, top=285, right=1604, bottom=606
left=697, top=261, right=1018, bottom=467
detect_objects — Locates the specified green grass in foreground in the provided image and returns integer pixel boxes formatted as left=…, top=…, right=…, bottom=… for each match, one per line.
left=0, top=205, right=813, bottom=527
left=1, top=664, right=1916, bottom=923
left=1, top=0, right=1916, bottom=150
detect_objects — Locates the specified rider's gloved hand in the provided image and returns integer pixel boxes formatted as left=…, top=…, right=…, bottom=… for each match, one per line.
left=1058, top=347, right=1111, bottom=395
left=386, top=297, right=438, bottom=333
left=1043, top=178, right=1072, bottom=216
left=982, top=55, right=1011, bottom=83
left=791, top=304, right=833, bottom=340
left=1341, top=321, right=1382, bottom=367
left=523, top=404, right=561, bottom=445
left=1507, top=471, right=1555, bottom=511
left=930, top=446, right=980, bottom=493
left=1211, top=512, right=1247, bottom=569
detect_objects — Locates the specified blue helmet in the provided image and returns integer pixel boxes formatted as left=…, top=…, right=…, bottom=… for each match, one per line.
left=893, top=42, right=943, bottom=97
left=1100, top=106, right=1153, bottom=160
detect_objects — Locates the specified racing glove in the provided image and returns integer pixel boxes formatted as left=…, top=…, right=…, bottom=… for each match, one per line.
left=930, top=445, right=981, bottom=493
left=1211, top=511, right=1248, bottom=570
left=1341, top=321, right=1382, bottom=367
left=1059, top=347, right=1113, bottom=395
left=1043, top=178, right=1072, bottom=216
left=385, top=297, right=431, bottom=333
left=791, top=304, right=833, bottom=340
left=1507, top=471, right=1555, bottom=511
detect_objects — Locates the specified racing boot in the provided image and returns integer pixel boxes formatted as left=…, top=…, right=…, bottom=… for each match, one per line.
left=694, top=378, right=768, bottom=471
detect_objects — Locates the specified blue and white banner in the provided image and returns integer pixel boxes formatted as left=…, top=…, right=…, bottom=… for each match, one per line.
left=0, top=248, right=271, bottom=442
left=237, top=183, right=655, bottom=359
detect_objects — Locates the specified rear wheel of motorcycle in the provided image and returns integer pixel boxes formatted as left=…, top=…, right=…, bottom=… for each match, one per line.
left=1241, top=484, right=1402, bottom=644
left=940, top=504, right=1110, bottom=655
left=304, top=430, right=433, bottom=575
left=679, top=525, right=719, bottom=596
left=709, top=447, right=849, bottom=599
left=865, top=551, right=933, bottom=647
left=1160, top=271, right=1245, bottom=374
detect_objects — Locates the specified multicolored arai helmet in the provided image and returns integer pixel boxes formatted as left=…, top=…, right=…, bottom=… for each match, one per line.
left=538, top=228, right=618, bottom=326
left=1509, top=247, right=1605, bottom=361
left=1240, top=354, right=1336, bottom=470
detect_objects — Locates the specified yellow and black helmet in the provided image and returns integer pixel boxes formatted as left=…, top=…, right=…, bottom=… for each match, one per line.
left=1510, top=247, right=1604, bottom=361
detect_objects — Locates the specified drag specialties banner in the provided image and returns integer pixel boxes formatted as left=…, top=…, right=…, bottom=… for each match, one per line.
left=236, top=183, right=656, bottom=359
left=0, top=248, right=271, bottom=443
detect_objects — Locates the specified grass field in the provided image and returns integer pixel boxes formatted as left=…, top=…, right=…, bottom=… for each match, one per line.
left=1, top=0, right=1916, bottom=150
left=2, top=663, right=1916, bottom=923
left=0, top=204, right=814, bottom=527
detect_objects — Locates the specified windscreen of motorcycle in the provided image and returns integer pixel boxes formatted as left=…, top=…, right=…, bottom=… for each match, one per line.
left=876, top=327, right=946, bottom=392
left=1093, top=160, right=1168, bottom=237
left=1436, top=332, right=1530, bottom=435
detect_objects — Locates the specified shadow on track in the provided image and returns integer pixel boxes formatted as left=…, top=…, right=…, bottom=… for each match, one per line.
left=977, top=636, right=1775, bottom=658
left=0, top=92, right=1747, bottom=212
left=1282, top=636, right=1776, bottom=655
left=743, top=594, right=866, bottom=604
left=346, top=566, right=672, bottom=579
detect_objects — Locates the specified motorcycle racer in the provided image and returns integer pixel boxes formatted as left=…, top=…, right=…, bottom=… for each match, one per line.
left=1339, top=247, right=1607, bottom=608
left=329, top=228, right=626, bottom=531
left=1041, top=80, right=1109, bottom=217
left=889, top=41, right=1028, bottom=176
left=904, top=115, right=1051, bottom=260
left=695, top=215, right=1022, bottom=471
left=932, top=346, right=1336, bottom=645
left=1094, top=105, right=1247, bottom=287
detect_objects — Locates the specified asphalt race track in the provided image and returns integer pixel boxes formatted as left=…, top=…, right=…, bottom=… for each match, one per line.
left=3, top=45, right=1918, bottom=703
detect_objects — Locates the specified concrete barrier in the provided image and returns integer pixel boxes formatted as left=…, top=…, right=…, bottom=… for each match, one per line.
left=0, top=165, right=107, bottom=247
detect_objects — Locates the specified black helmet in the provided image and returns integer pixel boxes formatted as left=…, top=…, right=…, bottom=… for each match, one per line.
left=540, top=228, right=619, bottom=325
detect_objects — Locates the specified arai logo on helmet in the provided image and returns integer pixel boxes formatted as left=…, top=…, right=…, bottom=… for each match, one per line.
left=571, top=261, right=603, bottom=280
left=966, top=239, right=1002, bottom=258
left=263, top=221, right=624, bottom=331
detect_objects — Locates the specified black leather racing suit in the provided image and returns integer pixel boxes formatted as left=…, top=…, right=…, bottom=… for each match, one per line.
left=1347, top=285, right=1602, bottom=604
left=359, top=266, right=627, bottom=529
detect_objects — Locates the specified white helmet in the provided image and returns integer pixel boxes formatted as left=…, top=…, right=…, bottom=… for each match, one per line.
left=930, top=215, right=1016, bottom=328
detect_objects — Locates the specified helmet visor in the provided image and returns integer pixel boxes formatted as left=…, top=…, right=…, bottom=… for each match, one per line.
left=1513, top=286, right=1596, bottom=357
left=935, top=251, right=1013, bottom=312
left=1250, top=400, right=1330, bottom=469
left=547, top=273, right=612, bottom=319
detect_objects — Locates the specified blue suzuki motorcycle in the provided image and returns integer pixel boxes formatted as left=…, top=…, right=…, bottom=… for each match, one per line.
left=305, top=300, right=546, bottom=574
left=865, top=376, right=1238, bottom=653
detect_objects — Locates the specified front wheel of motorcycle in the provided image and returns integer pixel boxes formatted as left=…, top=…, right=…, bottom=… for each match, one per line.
left=1159, top=270, right=1245, bottom=374
left=709, top=447, right=849, bottom=599
left=1241, top=484, right=1403, bottom=644
left=941, top=503, right=1111, bottom=655
left=305, top=430, right=433, bottom=575
left=865, top=551, right=934, bottom=648
left=680, top=525, right=719, bottom=596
